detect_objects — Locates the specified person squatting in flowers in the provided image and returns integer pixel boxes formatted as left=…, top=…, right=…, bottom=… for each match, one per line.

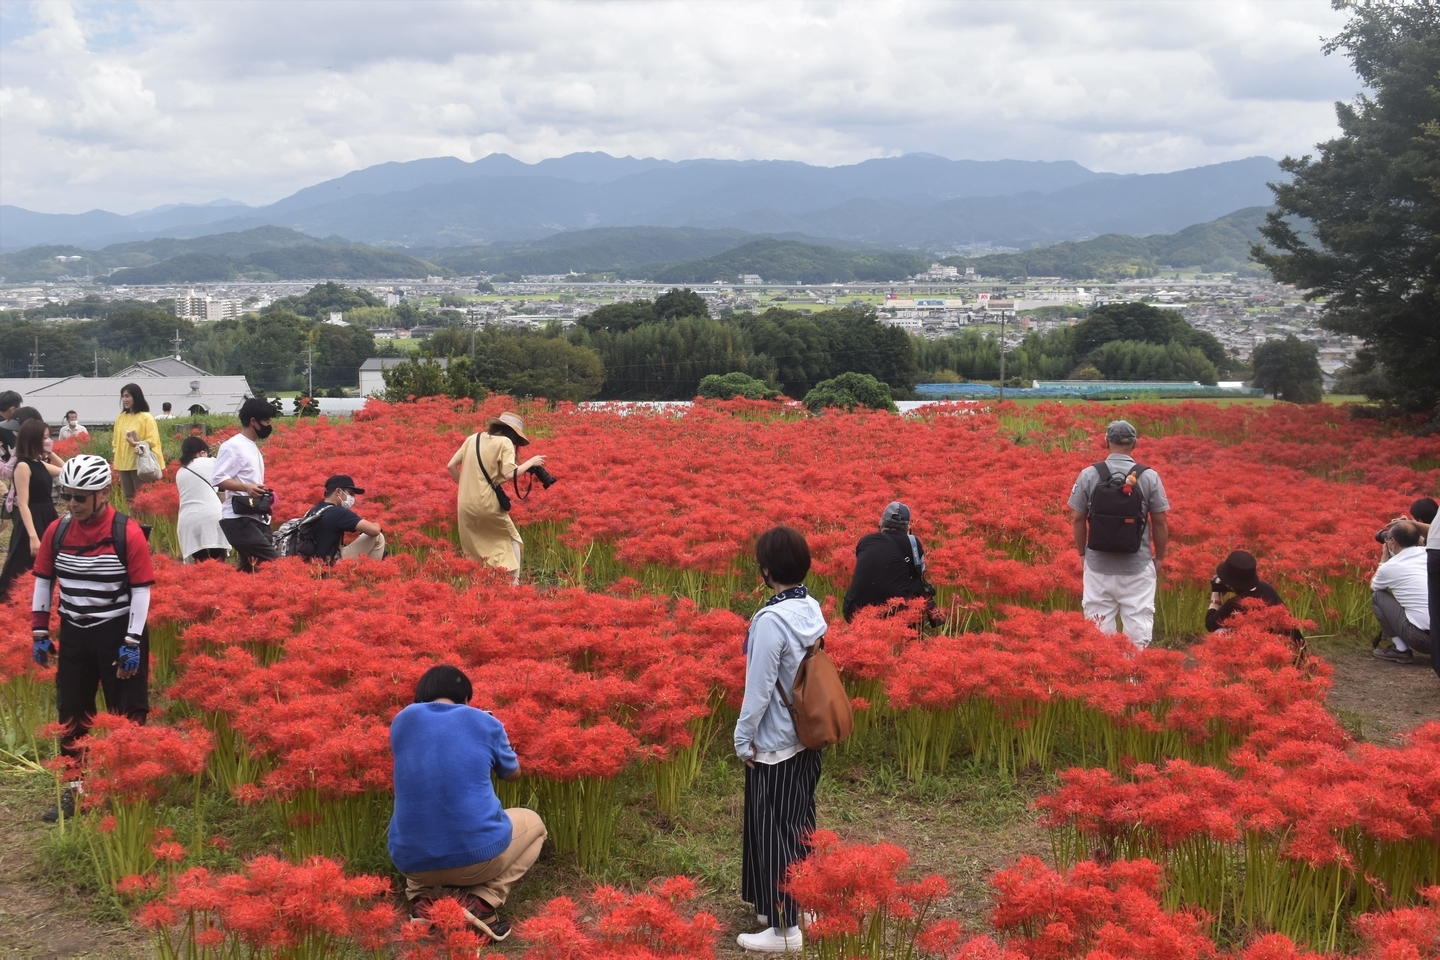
left=212, top=397, right=279, bottom=573
left=303, top=474, right=385, bottom=563
left=734, top=525, right=827, bottom=954
left=447, top=411, right=547, bottom=584
left=31, top=454, right=156, bottom=822
left=842, top=500, right=941, bottom=625
left=1370, top=519, right=1431, bottom=665
left=387, top=664, right=546, bottom=943
left=1068, top=419, right=1170, bottom=650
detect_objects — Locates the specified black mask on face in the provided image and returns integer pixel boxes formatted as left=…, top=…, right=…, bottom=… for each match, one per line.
left=253, top=422, right=273, bottom=439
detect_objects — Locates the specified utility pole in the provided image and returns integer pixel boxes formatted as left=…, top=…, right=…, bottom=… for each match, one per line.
left=305, top=344, right=314, bottom=396
left=28, top=337, right=44, bottom=378
left=997, top=309, right=1007, bottom=400
left=171, top=329, right=185, bottom=359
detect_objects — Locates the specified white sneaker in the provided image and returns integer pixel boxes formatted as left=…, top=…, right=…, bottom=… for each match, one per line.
left=737, top=926, right=803, bottom=953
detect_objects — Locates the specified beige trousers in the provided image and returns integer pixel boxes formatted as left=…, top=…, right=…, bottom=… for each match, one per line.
left=402, top=808, right=547, bottom=907
left=341, top=532, right=385, bottom=561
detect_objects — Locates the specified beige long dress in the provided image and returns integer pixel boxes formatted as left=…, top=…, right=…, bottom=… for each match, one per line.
left=455, top=432, right=523, bottom=571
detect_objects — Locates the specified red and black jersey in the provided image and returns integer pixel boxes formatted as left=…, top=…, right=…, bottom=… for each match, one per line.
left=33, top=506, right=155, bottom=625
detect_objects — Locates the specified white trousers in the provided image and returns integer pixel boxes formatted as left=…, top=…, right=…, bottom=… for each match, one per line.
left=341, top=532, right=385, bottom=561
left=1083, top=563, right=1157, bottom=650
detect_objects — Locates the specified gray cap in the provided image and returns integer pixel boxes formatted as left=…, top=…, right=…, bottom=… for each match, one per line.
left=1105, top=420, right=1138, bottom=444
left=881, top=501, right=911, bottom=528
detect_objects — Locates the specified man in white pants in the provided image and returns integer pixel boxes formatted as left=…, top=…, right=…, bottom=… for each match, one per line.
left=1068, top=420, right=1170, bottom=650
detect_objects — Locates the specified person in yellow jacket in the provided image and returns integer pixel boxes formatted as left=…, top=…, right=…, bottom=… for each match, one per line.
left=112, top=382, right=165, bottom=500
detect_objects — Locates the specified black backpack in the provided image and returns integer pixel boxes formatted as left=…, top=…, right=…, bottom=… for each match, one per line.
left=276, top=503, right=334, bottom=560
left=1086, top=461, right=1150, bottom=554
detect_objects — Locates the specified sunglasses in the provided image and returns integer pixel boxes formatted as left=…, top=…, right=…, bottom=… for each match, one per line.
left=58, top=492, right=98, bottom=503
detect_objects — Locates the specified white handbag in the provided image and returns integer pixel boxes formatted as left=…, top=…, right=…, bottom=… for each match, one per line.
left=134, top=440, right=163, bottom=483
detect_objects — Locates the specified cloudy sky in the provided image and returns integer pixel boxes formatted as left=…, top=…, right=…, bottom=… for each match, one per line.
left=0, top=0, right=1358, bottom=215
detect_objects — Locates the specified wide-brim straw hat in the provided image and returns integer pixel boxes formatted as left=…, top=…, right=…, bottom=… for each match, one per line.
left=485, top=412, right=530, bottom=445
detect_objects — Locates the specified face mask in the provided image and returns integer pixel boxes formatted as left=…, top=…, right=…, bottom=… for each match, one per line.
left=341, top=493, right=355, bottom=509
left=254, top=423, right=273, bottom=439
left=43, top=438, right=54, bottom=453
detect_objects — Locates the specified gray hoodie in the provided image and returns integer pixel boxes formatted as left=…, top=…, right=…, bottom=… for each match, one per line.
left=734, top=594, right=828, bottom=760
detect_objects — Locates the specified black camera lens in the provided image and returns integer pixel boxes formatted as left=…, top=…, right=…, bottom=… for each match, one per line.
left=532, top=465, right=558, bottom=489
left=1375, top=528, right=1391, bottom=544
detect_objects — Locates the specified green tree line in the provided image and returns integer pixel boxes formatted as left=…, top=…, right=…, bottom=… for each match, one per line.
left=2, top=286, right=376, bottom=393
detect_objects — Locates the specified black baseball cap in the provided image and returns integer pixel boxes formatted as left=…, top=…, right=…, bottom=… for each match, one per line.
left=324, top=474, right=365, bottom=495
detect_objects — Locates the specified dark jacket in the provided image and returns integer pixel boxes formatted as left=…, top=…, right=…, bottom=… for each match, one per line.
left=1205, top=580, right=1292, bottom=632
left=843, top=529, right=930, bottom=622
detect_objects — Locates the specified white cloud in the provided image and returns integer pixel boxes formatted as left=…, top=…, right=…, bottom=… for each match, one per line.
left=0, top=0, right=1356, bottom=214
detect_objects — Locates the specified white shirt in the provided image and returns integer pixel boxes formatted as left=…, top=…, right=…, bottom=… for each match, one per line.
left=1371, top=545, right=1430, bottom=631
left=211, top=433, right=264, bottom=521
left=175, top=457, right=229, bottom=558
left=58, top=421, right=89, bottom=440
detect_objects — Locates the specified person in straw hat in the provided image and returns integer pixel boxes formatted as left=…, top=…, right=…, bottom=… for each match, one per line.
left=447, top=412, right=548, bottom=583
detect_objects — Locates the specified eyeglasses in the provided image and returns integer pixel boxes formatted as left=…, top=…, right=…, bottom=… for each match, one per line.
left=58, top=492, right=97, bottom=503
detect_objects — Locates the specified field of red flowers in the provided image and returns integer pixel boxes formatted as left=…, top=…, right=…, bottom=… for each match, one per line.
left=2, top=397, right=1438, bottom=959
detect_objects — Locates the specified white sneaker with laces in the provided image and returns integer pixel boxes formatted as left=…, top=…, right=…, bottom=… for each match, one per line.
left=737, top=926, right=803, bottom=953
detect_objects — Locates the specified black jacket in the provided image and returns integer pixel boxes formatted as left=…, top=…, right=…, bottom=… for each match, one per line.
left=843, top=530, right=929, bottom=622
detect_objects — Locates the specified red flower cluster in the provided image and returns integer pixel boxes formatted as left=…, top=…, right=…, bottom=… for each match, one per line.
left=120, top=398, right=1440, bottom=632
left=785, top=827, right=950, bottom=959
left=516, top=875, right=722, bottom=960
left=921, top=856, right=1440, bottom=960
left=137, top=855, right=397, bottom=958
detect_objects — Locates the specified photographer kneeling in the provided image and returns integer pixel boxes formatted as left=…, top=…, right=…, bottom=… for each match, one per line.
left=842, top=502, right=941, bottom=625
left=388, top=665, right=546, bottom=941
left=1371, top=521, right=1431, bottom=664
left=1206, top=550, right=1304, bottom=652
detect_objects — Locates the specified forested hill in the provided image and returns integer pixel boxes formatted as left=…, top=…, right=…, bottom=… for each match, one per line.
left=943, top=207, right=1270, bottom=280
left=0, top=226, right=449, bottom=283
left=652, top=238, right=930, bottom=284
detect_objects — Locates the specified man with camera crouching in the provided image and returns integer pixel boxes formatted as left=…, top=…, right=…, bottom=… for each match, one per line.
left=1379, top=498, right=1437, bottom=561
left=1371, top=520, right=1431, bottom=664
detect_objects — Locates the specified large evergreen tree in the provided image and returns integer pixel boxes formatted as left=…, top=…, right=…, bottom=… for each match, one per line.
left=1253, top=1, right=1440, bottom=422
left=1251, top=335, right=1325, bottom=404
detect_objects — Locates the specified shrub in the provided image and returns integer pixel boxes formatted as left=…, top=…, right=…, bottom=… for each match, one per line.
left=696, top=372, right=779, bottom=401
left=803, top=372, right=896, bottom=413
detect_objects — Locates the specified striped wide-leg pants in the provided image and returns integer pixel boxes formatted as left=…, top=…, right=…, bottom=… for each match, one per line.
left=741, top=748, right=822, bottom=928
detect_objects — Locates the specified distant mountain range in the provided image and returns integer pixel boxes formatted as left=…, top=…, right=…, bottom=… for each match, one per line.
left=0, top=205, right=1269, bottom=287
left=0, top=226, right=447, bottom=284
left=0, top=151, right=1284, bottom=252
left=945, top=206, right=1273, bottom=280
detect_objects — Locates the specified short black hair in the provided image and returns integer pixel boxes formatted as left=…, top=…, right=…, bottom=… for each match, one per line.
left=1390, top=520, right=1423, bottom=550
left=180, top=435, right=210, bottom=465
left=414, top=664, right=473, bottom=704
left=1410, top=498, right=1438, bottom=526
left=755, top=525, right=811, bottom=585
left=0, top=391, right=20, bottom=412
left=238, top=397, right=274, bottom=429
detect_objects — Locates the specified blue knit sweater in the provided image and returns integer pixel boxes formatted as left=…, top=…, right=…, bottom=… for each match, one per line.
left=387, top=702, right=520, bottom=873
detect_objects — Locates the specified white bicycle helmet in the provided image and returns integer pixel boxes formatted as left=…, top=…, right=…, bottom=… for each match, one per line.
left=59, top=454, right=113, bottom=492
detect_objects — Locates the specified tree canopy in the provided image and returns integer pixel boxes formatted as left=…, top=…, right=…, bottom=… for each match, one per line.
left=1252, top=0, right=1440, bottom=421
left=1250, top=335, right=1324, bottom=404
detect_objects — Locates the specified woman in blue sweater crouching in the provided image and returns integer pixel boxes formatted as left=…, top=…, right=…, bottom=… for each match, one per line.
left=388, top=665, right=547, bottom=941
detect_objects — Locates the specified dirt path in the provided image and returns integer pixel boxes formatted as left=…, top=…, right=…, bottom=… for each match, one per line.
left=0, top=772, right=150, bottom=959
left=1320, top=639, right=1440, bottom=744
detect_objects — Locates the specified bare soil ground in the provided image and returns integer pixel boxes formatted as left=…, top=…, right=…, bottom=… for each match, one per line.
left=0, top=774, right=150, bottom=959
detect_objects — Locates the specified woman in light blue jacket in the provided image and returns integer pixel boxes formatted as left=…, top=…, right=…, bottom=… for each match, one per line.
left=734, top=525, right=827, bottom=954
